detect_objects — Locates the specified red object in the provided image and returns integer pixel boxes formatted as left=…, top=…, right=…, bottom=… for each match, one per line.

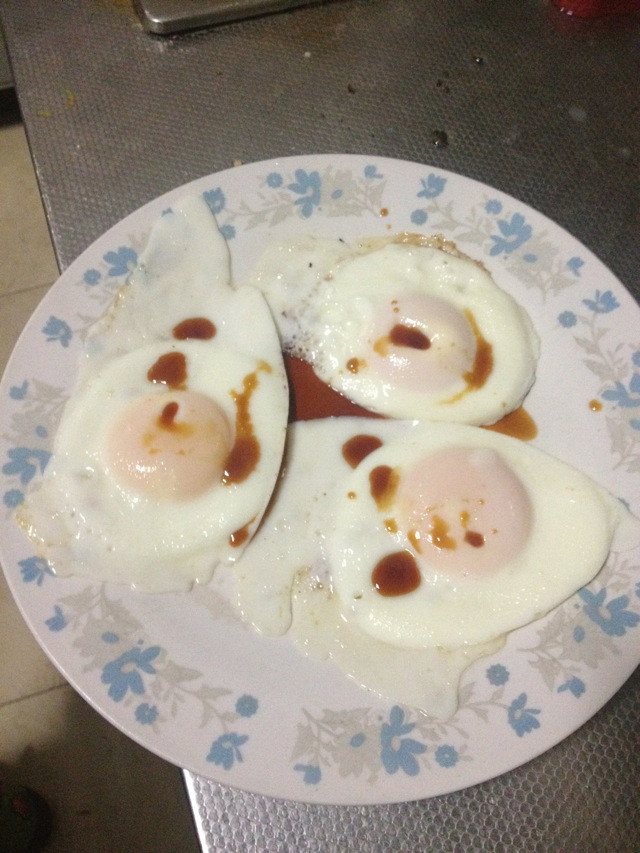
left=552, top=0, right=640, bottom=16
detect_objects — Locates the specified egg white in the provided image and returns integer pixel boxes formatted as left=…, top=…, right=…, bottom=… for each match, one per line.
left=234, top=417, right=639, bottom=716
left=330, top=421, right=639, bottom=649
left=244, top=234, right=540, bottom=425
left=20, top=195, right=289, bottom=592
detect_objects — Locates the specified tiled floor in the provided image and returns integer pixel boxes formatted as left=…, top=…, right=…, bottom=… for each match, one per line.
left=0, top=90, right=201, bottom=852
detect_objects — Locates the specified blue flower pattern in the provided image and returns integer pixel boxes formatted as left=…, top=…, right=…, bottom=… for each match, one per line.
left=45, top=605, right=67, bottom=632
left=3, top=439, right=50, bottom=509
left=601, top=344, right=640, bottom=414
left=488, top=212, right=532, bottom=256
left=102, top=631, right=119, bottom=644
left=486, top=664, right=510, bottom=686
left=558, top=677, right=586, bottom=698
left=602, top=377, right=640, bottom=410
left=557, top=281, right=640, bottom=450
left=573, top=625, right=586, bottom=642
left=101, top=645, right=161, bottom=702
left=2, top=447, right=50, bottom=485
left=434, top=745, right=459, bottom=768
left=9, top=380, right=28, bottom=400
left=294, top=764, right=322, bottom=784
left=418, top=173, right=446, bottom=199
left=103, top=247, right=137, bottom=277
left=287, top=169, right=321, bottom=218
left=380, top=706, right=427, bottom=776
left=364, top=164, right=383, bottom=180
left=18, top=557, right=53, bottom=586
left=411, top=172, right=446, bottom=225
left=558, top=310, right=578, bottom=328
left=567, top=256, right=584, bottom=276
left=582, top=290, right=619, bottom=314
left=42, top=316, right=72, bottom=347
left=135, top=703, right=159, bottom=725
left=207, top=733, right=248, bottom=770
left=578, top=588, right=640, bottom=637
left=266, top=172, right=283, bottom=188
left=3, top=489, right=24, bottom=508
left=235, top=694, right=258, bottom=717
left=203, top=187, right=225, bottom=215
left=507, top=693, right=541, bottom=737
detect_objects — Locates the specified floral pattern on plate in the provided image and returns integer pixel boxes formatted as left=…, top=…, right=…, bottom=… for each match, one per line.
left=1, top=155, right=638, bottom=804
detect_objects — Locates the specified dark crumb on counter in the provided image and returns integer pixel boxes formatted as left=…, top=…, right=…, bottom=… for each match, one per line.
left=431, top=129, right=449, bottom=147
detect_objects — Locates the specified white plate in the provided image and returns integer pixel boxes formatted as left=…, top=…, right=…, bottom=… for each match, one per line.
left=1, top=154, right=639, bottom=805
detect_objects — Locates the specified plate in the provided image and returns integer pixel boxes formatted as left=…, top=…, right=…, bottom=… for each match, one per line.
left=1, top=154, right=639, bottom=805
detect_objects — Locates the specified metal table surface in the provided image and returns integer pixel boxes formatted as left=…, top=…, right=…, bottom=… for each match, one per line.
left=1, top=1, right=639, bottom=850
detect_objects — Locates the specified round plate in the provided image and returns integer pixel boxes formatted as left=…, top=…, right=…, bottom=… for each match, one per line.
left=1, top=154, right=639, bottom=805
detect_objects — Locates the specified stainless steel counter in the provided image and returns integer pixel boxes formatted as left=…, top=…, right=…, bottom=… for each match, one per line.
left=1, top=0, right=639, bottom=849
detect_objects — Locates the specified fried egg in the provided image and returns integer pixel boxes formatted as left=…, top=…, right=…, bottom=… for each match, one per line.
left=244, top=234, right=540, bottom=425
left=19, top=195, right=289, bottom=592
left=234, top=417, right=640, bottom=717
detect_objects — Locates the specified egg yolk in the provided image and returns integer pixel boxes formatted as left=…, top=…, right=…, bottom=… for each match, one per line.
left=106, top=391, right=232, bottom=500
left=395, top=445, right=532, bottom=577
left=370, top=293, right=476, bottom=393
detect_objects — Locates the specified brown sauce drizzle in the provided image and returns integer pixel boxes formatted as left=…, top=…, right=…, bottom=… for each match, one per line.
left=372, top=551, right=421, bottom=597
left=428, top=514, right=456, bottom=550
left=369, top=464, right=399, bottom=510
left=464, top=530, right=485, bottom=548
left=284, top=354, right=384, bottom=422
left=147, top=351, right=187, bottom=389
left=282, top=354, right=536, bottom=443
left=158, top=401, right=179, bottom=429
left=441, top=309, right=493, bottom=404
left=342, top=434, right=383, bottom=468
left=221, top=364, right=270, bottom=486
left=484, top=406, right=538, bottom=441
left=229, top=521, right=252, bottom=548
left=463, top=309, right=493, bottom=390
left=388, top=323, right=431, bottom=350
left=173, top=317, right=216, bottom=340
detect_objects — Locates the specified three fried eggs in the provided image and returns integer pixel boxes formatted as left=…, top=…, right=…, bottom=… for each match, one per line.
left=16, top=195, right=640, bottom=717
